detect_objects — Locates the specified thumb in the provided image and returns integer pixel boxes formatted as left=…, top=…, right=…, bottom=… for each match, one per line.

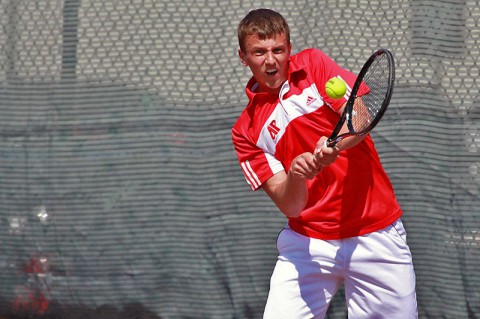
left=315, top=137, right=329, bottom=154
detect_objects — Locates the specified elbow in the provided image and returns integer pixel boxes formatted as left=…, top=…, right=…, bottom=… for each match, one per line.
left=280, top=204, right=305, bottom=218
left=283, top=210, right=302, bottom=218
left=278, top=194, right=308, bottom=218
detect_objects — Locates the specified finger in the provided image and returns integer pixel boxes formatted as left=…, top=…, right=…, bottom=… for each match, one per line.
left=308, top=154, right=322, bottom=171
left=305, top=169, right=318, bottom=180
left=312, top=154, right=323, bottom=170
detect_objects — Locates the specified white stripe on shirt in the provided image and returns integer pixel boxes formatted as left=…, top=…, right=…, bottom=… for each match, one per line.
left=241, top=160, right=261, bottom=189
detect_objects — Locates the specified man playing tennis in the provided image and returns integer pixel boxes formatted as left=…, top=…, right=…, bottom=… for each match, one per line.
left=231, top=8, right=418, bottom=318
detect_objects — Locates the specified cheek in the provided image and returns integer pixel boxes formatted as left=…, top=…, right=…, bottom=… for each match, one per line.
left=279, top=54, right=290, bottom=65
left=248, top=59, right=264, bottom=72
left=279, top=58, right=290, bottom=74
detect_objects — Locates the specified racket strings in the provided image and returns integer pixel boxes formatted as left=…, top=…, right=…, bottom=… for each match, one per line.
left=351, top=54, right=391, bottom=133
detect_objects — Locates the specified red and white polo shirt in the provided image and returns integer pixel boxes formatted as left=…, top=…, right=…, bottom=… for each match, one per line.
left=232, top=48, right=402, bottom=239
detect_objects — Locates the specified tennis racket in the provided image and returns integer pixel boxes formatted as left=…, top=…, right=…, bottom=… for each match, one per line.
left=326, top=48, right=395, bottom=147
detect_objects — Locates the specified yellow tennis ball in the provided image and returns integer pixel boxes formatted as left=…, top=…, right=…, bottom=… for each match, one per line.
left=325, top=78, right=347, bottom=99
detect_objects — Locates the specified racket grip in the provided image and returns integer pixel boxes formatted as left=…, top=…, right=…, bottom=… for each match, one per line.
left=325, top=139, right=336, bottom=148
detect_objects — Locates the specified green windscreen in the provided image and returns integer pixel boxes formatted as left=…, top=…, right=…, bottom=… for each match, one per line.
left=0, top=1, right=478, bottom=318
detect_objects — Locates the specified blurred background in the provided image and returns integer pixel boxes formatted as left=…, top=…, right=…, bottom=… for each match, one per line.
left=0, top=0, right=478, bottom=318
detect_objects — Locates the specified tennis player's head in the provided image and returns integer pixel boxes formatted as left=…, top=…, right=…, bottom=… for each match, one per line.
left=237, top=9, right=292, bottom=94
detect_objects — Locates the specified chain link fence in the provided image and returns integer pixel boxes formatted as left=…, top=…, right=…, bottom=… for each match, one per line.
left=0, top=0, right=479, bottom=318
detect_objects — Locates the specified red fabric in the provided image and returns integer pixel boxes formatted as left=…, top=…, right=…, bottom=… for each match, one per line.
left=232, top=48, right=402, bottom=239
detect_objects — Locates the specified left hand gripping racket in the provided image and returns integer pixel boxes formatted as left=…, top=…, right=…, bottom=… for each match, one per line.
left=326, top=48, right=395, bottom=147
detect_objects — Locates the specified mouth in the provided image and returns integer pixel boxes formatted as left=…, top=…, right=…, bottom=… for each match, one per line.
left=266, top=68, right=278, bottom=76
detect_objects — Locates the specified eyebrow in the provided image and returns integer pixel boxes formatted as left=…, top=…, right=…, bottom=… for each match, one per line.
left=248, top=43, right=287, bottom=52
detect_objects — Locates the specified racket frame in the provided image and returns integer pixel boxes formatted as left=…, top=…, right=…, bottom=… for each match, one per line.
left=326, top=48, right=395, bottom=147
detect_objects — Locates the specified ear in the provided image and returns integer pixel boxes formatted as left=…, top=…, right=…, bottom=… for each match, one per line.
left=238, top=48, right=248, bottom=66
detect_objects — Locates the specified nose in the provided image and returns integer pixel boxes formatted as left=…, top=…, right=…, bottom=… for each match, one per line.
left=264, top=52, right=275, bottom=65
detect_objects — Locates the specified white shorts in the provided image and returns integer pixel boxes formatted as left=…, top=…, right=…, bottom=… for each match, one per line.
left=263, top=219, right=417, bottom=319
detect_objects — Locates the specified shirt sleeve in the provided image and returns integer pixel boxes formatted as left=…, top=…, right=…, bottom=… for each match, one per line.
left=307, top=49, right=358, bottom=112
left=231, top=125, right=284, bottom=191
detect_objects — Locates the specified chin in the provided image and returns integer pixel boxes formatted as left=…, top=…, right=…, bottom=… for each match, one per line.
left=265, top=82, right=282, bottom=92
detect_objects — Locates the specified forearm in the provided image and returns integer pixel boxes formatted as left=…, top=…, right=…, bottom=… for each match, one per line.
left=322, top=101, right=368, bottom=153
left=263, top=152, right=319, bottom=218
left=270, top=171, right=309, bottom=218
left=335, top=134, right=366, bottom=152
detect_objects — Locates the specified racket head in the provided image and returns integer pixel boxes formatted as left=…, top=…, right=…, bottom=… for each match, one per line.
left=327, top=49, right=395, bottom=147
left=347, top=48, right=395, bottom=135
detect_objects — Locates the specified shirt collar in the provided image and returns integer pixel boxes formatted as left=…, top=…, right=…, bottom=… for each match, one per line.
left=244, top=55, right=307, bottom=105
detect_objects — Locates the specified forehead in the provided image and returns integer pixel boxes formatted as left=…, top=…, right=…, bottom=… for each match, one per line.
left=243, top=33, right=289, bottom=51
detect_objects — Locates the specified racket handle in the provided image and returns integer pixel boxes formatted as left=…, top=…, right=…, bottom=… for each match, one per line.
left=325, top=139, right=336, bottom=148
